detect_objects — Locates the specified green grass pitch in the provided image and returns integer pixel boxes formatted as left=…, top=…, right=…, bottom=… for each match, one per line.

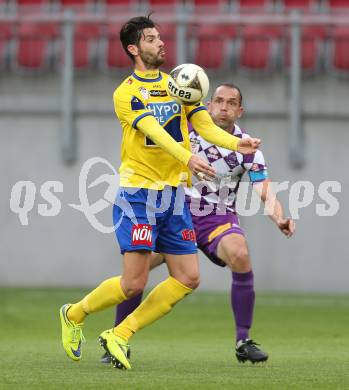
left=1, top=288, right=349, bottom=389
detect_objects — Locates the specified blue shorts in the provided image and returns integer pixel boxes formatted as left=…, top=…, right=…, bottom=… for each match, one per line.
left=113, top=186, right=198, bottom=255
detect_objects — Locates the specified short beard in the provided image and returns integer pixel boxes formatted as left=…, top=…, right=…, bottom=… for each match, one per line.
left=215, top=120, right=234, bottom=133
left=139, top=49, right=164, bottom=69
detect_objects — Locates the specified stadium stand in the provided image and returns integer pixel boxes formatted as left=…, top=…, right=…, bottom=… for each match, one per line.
left=282, top=0, right=317, bottom=10
left=327, top=25, right=349, bottom=72
left=238, top=24, right=282, bottom=72
left=14, top=0, right=51, bottom=13
left=148, top=0, right=179, bottom=8
left=238, top=0, right=270, bottom=11
left=103, top=23, right=130, bottom=69
left=0, top=20, right=11, bottom=69
left=0, top=0, right=348, bottom=73
left=192, top=0, right=229, bottom=10
left=14, top=22, right=58, bottom=71
left=328, top=0, right=349, bottom=10
left=193, top=24, right=236, bottom=68
left=72, top=22, right=100, bottom=69
left=284, top=25, right=326, bottom=71
left=103, top=0, right=140, bottom=11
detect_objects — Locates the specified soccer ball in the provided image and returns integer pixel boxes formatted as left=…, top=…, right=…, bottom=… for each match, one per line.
left=167, top=63, right=210, bottom=105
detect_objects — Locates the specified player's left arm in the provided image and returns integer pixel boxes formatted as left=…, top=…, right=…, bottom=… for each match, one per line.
left=188, top=107, right=261, bottom=154
left=253, top=179, right=296, bottom=238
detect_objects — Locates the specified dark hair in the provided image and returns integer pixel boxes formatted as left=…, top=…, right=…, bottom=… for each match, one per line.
left=119, top=15, right=156, bottom=62
left=211, top=83, right=243, bottom=106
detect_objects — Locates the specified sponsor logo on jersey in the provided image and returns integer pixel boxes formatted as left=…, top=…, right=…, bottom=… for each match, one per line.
left=149, top=90, right=168, bottom=97
left=138, top=87, right=149, bottom=100
left=190, top=137, right=200, bottom=154
left=225, top=153, right=239, bottom=168
left=181, top=229, right=196, bottom=242
left=207, top=147, right=219, bottom=160
left=127, top=78, right=133, bottom=85
left=131, top=224, right=152, bottom=246
left=146, top=101, right=181, bottom=126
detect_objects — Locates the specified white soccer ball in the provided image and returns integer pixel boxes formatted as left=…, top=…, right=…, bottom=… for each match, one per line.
left=167, top=63, right=210, bottom=105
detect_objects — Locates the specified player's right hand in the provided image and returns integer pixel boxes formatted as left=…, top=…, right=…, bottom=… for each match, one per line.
left=237, top=137, right=261, bottom=154
left=188, top=155, right=215, bottom=180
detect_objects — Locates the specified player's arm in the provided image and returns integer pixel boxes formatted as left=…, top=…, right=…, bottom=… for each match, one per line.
left=253, top=179, right=295, bottom=238
left=136, top=116, right=215, bottom=178
left=188, top=107, right=261, bottom=154
left=114, top=89, right=214, bottom=178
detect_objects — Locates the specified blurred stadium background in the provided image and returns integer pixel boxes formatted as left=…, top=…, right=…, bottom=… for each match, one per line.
left=1, top=2, right=349, bottom=389
left=1, top=0, right=349, bottom=293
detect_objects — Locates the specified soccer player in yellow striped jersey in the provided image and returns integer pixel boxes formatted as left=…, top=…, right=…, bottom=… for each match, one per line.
left=59, top=15, right=261, bottom=370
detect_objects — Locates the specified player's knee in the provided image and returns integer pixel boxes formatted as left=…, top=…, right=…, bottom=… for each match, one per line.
left=123, top=278, right=147, bottom=298
left=180, top=274, right=200, bottom=290
left=227, top=247, right=250, bottom=272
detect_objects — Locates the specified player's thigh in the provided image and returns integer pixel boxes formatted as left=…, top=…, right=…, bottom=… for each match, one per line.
left=121, top=251, right=152, bottom=296
left=164, top=253, right=200, bottom=289
left=216, top=233, right=251, bottom=271
left=150, top=252, right=165, bottom=270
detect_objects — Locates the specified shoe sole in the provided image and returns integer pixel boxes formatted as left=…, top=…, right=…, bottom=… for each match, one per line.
left=98, top=336, right=131, bottom=370
left=236, top=353, right=269, bottom=364
left=101, top=348, right=130, bottom=364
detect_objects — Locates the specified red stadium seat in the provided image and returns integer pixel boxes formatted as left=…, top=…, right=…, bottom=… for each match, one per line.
left=192, top=0, right=230, bottom=12
left=283, top=0, right=316, bottom=9
left=328, top=26, right=349, bottom=71
left=58, top=0, right=94, bottom=11
left=73, top=23, right=100, bottom=69
left=59, top=0, right=90, bottom=4
left=15, top=23, right=58, bottom=71
left=104, top=0, right=137, bottom=7
left=16, top=0, right=51, bottom=13
left=193, top=0, right=225, bottom=5
left=102, top=0, right=138, bottom=13
left=16, top=0, right=50, bottom=7
left=239, top=0, right=269, bottom=10
left=104, top=24, right=131, bottom=69
left=158, top=24, right=176, bottom=68
left=238, top=25, right=281, bottom=71
left=193, top=24, right=235, bottom=69
left=0, top=22, right=11, bottom=69
left=328, top=0, right=349, bottom=9
left=147, top=0, right=179, bottom=13
left=149, top=0, right=179, bottom=6
left=17, top=0, right=48, bottom=4
left=284, top=26, right=326, bottom=71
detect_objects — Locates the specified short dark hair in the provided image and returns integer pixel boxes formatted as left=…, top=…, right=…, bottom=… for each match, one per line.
left=211, top=83, right=243, bottom=106
left=119, top=15, right=156, bottom=62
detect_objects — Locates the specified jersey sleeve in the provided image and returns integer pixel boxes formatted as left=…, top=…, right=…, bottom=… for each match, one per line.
left=136, top=115, right=192, bottom=166
left=243, top=149, right=268, bottom=183
left=188, top=107, right=240, bottom=151
left=184, top=102, right=208, bottom=121
left=113, top=86, right=153, bottom=129
left=113, top=84, right=192, bottom=166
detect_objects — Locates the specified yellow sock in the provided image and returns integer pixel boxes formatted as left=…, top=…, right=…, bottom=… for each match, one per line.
left=68, top=276, right=127, bottom=323
left=114, top=276, right=193, bottom=342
